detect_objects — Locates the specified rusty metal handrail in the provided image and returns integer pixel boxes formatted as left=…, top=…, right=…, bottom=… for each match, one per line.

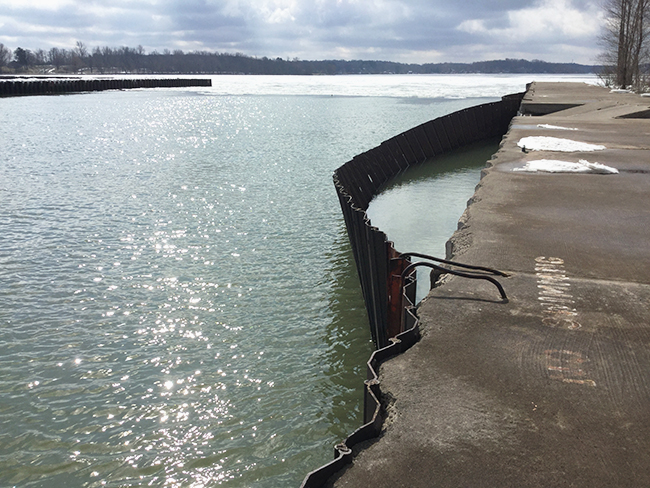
left=400, top=254, right=508, bottom=302
left=400, top=251, right=510, bottom=277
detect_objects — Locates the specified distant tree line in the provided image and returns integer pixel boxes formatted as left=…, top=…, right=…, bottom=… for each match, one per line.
left=0, top=41, right=599, bottom=76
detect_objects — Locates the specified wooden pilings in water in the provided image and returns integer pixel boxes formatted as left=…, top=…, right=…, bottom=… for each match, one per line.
left=0, top=77, right=212, bottom=97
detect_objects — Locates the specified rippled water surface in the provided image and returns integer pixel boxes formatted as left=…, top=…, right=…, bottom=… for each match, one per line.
left=0, top=75, right=590, bottom=487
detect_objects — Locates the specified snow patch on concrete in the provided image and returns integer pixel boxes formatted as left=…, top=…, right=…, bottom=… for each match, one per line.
left=518, top=136, right=606, bottom=152
left=513, top=159, right=618, bottom=174
left=537, top=124, right=578, bottom=131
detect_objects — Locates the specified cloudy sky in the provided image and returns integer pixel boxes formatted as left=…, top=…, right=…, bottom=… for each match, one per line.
left=0, top=0, right=604, bottom=64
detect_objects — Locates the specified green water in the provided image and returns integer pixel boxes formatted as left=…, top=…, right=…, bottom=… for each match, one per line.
left=0, top=81, right=500, bottom=487
left=367, top=141, right=500, bottom=302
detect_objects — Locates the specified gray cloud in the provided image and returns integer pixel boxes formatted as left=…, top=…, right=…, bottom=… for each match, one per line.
left=0, top=0, right=604, bottom=63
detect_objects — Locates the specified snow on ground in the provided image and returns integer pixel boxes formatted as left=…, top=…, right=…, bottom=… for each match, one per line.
left=517, top=136, right=606, bottom=152
left=537, top=124, right=578, bottom=131
left=513, top=159, right=619, bottom=174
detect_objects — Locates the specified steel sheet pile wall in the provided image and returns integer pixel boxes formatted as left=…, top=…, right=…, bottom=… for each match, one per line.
left=0, top=77, right=211, bottom=97
left=300, top=92, right=524, bottom=488
left=334, top=93, right=524, bottom=350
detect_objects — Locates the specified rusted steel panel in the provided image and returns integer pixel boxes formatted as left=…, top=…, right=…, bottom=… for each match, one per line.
left=369, top=145, right=394, bottom=179
left=474, top=103, right=492, bottom=137
left=367, top=149, right=392, bottom=189
left=334, top=164, right=350, bottom=190
left=444, top=112, right=463, bottom=148
left=488, top=102, right=505, bottom=137
left=503, top=97, right=522, bottom=125
left=387, top=247, right=410, bottom=338
left=375, top=235, right=391, bottom=347
left=356, top=160, right=378, bottom=206
left=350, top=155, right=374, bottom=194
left=456, top=108, right=472, bottom=141
left=361, top=226, right=382, bottom=346
left=491, top=101, right=511, bottom=137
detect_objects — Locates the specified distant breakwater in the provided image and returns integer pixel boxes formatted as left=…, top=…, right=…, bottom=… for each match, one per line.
left=301, top=91, right=525, bottom=488
left=0, top=77, right=211, bottom=97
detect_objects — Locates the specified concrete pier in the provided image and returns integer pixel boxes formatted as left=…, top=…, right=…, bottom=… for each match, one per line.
left=329, top=82, right=650, bottom=487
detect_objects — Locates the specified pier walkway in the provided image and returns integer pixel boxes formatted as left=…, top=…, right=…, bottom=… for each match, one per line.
left=330, top=82, right=650, bottom=487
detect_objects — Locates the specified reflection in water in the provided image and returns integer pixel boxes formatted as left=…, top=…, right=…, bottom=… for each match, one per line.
left=321, top=223, right=375, bottom=440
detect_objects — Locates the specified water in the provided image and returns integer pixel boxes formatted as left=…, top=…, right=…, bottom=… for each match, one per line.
left=0, top=74, right=596, bottom=487
left=367, top=141, right=501, bottom=302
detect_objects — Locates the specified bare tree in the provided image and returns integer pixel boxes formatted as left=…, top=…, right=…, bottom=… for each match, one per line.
left=48, top=47, right=68, bottom=70
left=74, top=40, right=88, bottom=58
left=71, top=40, right=89, bottom=72
left=600, top=0, right=650, bottom=90
left=0, top=43, right=11, bottom=68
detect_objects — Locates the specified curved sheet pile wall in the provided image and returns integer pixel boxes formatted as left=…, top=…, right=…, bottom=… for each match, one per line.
left=301, top=92, right=524, bottom=488
left=334, top=92, right=524, bottom=350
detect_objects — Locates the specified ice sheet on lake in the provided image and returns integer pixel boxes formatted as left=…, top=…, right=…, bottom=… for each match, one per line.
left=517, top=136, right=606, bottom=152
left=513, top=159, right=619, bottom=174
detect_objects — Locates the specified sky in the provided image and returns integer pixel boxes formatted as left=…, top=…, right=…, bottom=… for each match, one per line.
left=0, top=0, right=605, bottom=64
